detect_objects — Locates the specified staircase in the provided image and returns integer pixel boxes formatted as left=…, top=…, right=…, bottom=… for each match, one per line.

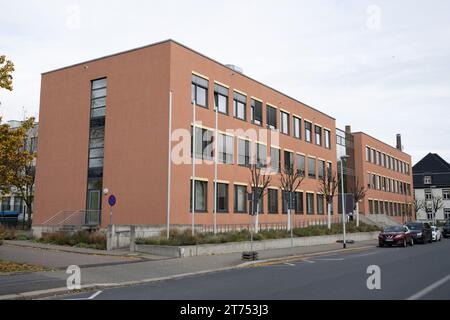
left=361, top=214, right=401, bottom=228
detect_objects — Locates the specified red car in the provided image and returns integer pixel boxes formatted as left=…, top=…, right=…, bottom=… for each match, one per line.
left=379, top=226, right=414, bottom=247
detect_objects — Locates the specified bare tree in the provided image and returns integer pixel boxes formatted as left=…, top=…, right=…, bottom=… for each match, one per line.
left=413, top=199, right=425, bottom=220
left=280, top=164, right=305, bottom=231
left=431, top=195, right=444, bottom=225
left=349, top=178, right=366, bottom=227
left=317, top=169, right=338, bottom=229
left=248, top=164, right=272, bottom=233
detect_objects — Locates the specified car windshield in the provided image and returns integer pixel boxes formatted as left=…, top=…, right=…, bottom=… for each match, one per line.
left=407, top=223, right=422, bottom=230
left=384, top=226, right=403, bottom=232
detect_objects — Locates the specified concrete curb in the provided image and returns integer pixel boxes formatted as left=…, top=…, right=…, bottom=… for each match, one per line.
left=0, top=244, right=375, bottom=300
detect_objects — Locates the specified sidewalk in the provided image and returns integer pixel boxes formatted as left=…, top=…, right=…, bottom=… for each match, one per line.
left=0, top=239, right=377, bottom=300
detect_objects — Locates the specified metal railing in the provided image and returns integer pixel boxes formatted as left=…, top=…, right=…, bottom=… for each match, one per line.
left=40, top=210, right=101, bottom=230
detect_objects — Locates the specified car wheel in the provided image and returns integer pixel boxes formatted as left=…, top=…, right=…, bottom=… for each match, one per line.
left=379, top=243, right=384, bottom=248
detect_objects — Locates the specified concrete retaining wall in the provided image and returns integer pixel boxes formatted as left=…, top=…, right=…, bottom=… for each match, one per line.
left=135, top=232, right=379, bottom=258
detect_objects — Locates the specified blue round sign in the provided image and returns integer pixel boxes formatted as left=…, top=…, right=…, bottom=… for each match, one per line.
left=108, top=195, right=117, bottom=207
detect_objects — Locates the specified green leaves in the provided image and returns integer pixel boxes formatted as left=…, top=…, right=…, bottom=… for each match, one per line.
left=0, top=55, right=15, bottom=91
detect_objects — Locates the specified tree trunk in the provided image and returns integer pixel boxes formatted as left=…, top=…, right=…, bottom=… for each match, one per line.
left=356, top=202, right=360, bottom=227
left=327, top=203, right=331, bottom=230
left=288, top=208, right=291, bottom=231
left=255, top=202, right=260, bottom=233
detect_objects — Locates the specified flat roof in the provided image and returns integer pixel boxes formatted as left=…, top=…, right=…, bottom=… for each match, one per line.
left=352, top=131, right=411, bottom=157
left=42, top=39, right=335, bottom=121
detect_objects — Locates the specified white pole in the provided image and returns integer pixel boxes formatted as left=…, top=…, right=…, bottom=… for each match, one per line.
left=288, top=207, right=291, bottom=231
left=327, top=202, right=332, bottom=230
left=356, top=202, right=360, bottom=227
left=191, top=99, right=197, bottom=237
left=166, top=91, right=173, bottom=240
left=340, top=158, right=347, bottom=249
left=213, top=104, right=218, bottom=235
left=255, top=201, right=259, bottom=233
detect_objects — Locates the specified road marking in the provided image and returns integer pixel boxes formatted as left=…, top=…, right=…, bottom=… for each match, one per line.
left=314, top=258, right=345, bottom=261
left=284, top=262, right=295, bottom=266
left=349, top=252, right=379, bottom=258
left=303, top=260, right=315, bottom=264
left=65, top=290, right=103, bottom=301
left=406, top=274, right=450, bottom=300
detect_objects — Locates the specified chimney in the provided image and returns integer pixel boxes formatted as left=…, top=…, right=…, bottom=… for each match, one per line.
left=345, top=125, right=352, bottom=134
left=396, top=134, right=403, bottom=151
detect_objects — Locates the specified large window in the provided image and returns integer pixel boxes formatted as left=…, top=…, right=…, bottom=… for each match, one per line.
left=233, top=92, right=246, bottom=120
left=284, top=151, right=294, bottom=173
left=192, top=75, right=208, bottom=108
left=308, top=157, right=316, bottom=179
left=256, top=143, right=267, bottom=167
left=317, top=194, right=324, bottom=215
left=315, top=125, right=322, bottom=146
left=293, top=117, right=301, bottom=139
left=374, top=200, right=379, bottom=214
left=296, top=154, right=306, bottom=176
left=190, top=180, right=208, bottom=212
left=270, top=147, right=281, bottom=173
left=318, top=160, right=325, bottom=180
left=305, top=121, right=312, bottom=143
left=90, top=78, right=107, bottom=119
left=216, top=183, right=229, bottom=213
left=267, top=105, right=277, bottom=129
left=281, top=111, right=290, bottom=135
left=191, top=126, right=213, bottom=160
left=251, top=99, right=262, bottom=125
left=366, top=147, right=371, bottom=162
left=295, top=192, right=304, bottom=214
left=306, top=193, right=314, bottom=215
left=268, top=189, right=279, bottom=214
left=234, top=185, right=247, bottom=213
left=369, top=200, right=373, bottom=214
left=324, top=129, right=331, bottom=149
left=238, top=139, right=250, bottom=167
left=214, top=84, right=228, bottom=114
left=218, top=133, right=234, bottom=164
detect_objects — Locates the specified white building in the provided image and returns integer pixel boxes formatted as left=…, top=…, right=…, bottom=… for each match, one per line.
left=413, top=153, right=450, bottom=222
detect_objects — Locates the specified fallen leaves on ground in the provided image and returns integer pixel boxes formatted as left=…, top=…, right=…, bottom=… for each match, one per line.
left=0, top=260, right=51, bottom=274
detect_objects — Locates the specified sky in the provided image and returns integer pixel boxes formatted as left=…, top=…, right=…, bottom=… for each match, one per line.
left=0, top=0, right=449, bottom=165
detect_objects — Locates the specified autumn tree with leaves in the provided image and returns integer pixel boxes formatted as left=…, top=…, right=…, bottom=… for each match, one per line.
left=0, top=55, right=15, bottom=91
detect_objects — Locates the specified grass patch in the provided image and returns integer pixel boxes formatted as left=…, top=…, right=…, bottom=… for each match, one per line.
left=0, top=260, right=52, bottom=274
left=136, top=222, right=382, bottom=246
left=37, top=231, right=107, bottom=250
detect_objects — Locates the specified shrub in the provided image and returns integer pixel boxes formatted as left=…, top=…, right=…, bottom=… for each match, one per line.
left=0, top=225, right=16, bottom=242
left=38, top=231, right=106, bottom=250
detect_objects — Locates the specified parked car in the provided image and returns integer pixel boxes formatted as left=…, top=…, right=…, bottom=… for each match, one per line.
left=431, top=226, right=442, bottom=242
left=405, top=222, right=433, bottom=244
left=443, top=221, right=450, bottom=238
left=379, top=225, right=414, bottom=247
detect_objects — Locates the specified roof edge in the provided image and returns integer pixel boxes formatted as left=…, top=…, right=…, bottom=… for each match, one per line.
left=352, top=131, right=412, bottom=157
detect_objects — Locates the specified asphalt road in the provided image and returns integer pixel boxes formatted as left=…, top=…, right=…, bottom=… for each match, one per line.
left=53, top=238, right=450, bottom=300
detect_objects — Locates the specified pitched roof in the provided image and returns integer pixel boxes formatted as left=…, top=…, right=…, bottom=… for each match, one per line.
left=413, top=153, right=450, bottom=174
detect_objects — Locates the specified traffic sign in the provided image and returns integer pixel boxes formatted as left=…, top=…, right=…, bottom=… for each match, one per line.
left=108, top=195, right=117, bottom=207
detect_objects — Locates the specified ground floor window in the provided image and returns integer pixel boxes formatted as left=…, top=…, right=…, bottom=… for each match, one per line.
left=444, top=209, right=450, bottom=220
left=251, top=187, right=264, bottom=215
left=374, top=201, right=379, bottom=214
left=295, top=192, right=304, bottom=214
left=380, top=201, right=384, bottom=215
left=234, top=185, right=247, bottom=213
left=317, top=194, right=324, bottom=215
left=385, top=202, right=389, bottom=216
left=268, top=189, right=279, bottom=214
left=306, top=193, right=314, bottom=215
left=368, top=200, right=373, bottom=214
left=190, top=180, right=208, bottom=212
left=216, top=183, right=229, bottom=213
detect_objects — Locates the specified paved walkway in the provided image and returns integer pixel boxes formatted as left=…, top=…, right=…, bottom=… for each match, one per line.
left=0, top=239, right=377, bottom=299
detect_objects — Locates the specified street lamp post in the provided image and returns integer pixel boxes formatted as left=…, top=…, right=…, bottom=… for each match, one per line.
left=340, top=155, right=349, bottom=249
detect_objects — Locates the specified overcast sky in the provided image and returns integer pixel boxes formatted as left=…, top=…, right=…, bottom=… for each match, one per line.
left=1, top=0, right=449, bottom=164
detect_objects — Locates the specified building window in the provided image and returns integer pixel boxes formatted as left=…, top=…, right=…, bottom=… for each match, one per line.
left=366, top=147, right=371, bottom=162
left=280, top=111, right=290, bottom=135
left=306, top=193, right=314, bottom=215
left=268, top=189, right=279, bottom=214
left=382, top=177, right=386, bottom=191
left=304, top=121, right=312, bottom=143
left=251, top=99, right=262, bottom=125
left=295, top=192, right=304, bottom=214
left=233, top=92, right=246, bottom=120
left=372, top=174, right=376, bottom=190
left=380, top=201, right=384, bottom=214
left=443, top=189, right=450, bottom=200
left=376, top=176, right=381, bottom=190
left=296, top=154, right=306, bottom=176
left=1, top=197, right=11, bottom=212
left=191, top=126, right=213, bottom=160
left=381, top=154, right=385, bottom=167
left=387, top=178, right=391, bottom=192
left=308, top=157, right=316, bottom=179
left=424, top=176, right=432, bottom=185
left=256, top=143, right=267, bottom=167
left=317, top=194, right=324, bottom=215
left=234, top=185, right=247, bottom=213
left=237, top=139, right=250, bottom=167
left=214, top=84, right=228, bottom=114
left=270, top=147, right=281, bottom=173
left=293, top=117, right=301, bottom=139
left=266, top=105, right=277, bottom=129
left=318, top=160, right=325, bottom=180
left=284, top=151, right=294, bottom=173
left=216, top=183, right=229, bottom=213
left=315, top=126, right=322, bottom=146
left=376, top=151, right=381, bottom=165
left=385, top=202, right=389, bottom=216
left=371, top=149, right=376, bottom=164
left=252, top=187, right=264, bottom=214
left=324, top=129, right=331, bottom=149
left=367, top=173, right=372, bottom=189
left=445, top=208, right=450, bottom=220
left=374, top=201, right=379, bottom=214
left=368, top=200, right=373, bottom=214
left=192, top=75, right=208, bottom=108
left=190, top=180, right=208, bottom=212
left=425, top=190, right=432, bottom=201
left=218, top=133, right=234, bottom=164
